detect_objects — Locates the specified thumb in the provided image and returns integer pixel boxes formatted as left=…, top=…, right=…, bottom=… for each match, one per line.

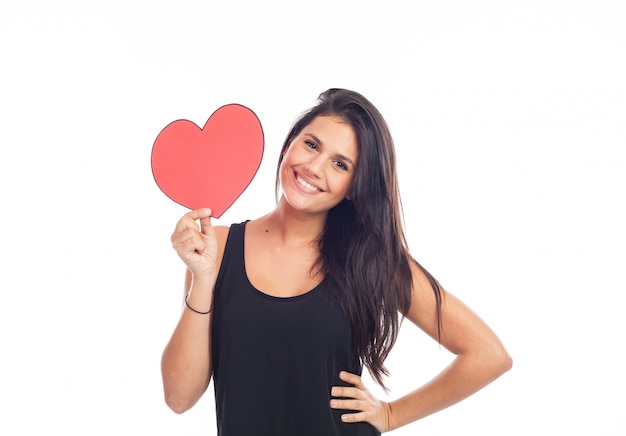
left=198, top=208, right=214, bottom=235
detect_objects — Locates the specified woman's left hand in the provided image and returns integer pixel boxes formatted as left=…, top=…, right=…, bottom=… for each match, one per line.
left=330, top=371, right=391, bottom=432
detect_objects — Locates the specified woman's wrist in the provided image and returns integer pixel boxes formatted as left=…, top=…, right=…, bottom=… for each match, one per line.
left=185, top=293, right=213, bottom=315
left=184, top=272, right=216, bottom=311
left=189, top=269, right=216, bottom=289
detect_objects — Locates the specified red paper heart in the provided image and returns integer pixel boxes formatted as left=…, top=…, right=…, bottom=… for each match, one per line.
left=151, top=104, right=264, bottom=217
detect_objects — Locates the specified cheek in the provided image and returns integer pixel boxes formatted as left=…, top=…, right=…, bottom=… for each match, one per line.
left=280, top=151, right=293, bottom=170
left=278, top=158, right=292, bottom=185
left=280, top=147, right=294, bottom=168
left=280, top=146, right=302, bottom=173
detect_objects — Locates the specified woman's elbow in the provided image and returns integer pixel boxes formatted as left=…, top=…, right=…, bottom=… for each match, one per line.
left=164, top=391, right=196, bottom=414
left=502, top=351, right=513, bottom=373
left=162, top=378, right=204, bottom=414
left=490, top=343, right=513, bottom=377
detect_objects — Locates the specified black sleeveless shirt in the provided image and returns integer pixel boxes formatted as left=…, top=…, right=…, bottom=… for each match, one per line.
left=211, top=222, right=380, bottom=436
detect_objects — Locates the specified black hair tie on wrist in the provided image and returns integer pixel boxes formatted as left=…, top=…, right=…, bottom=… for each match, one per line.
left=185, top=294, right=212, bottom=315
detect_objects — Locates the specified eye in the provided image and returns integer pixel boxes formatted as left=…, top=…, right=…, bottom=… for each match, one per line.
left=304, top=140, right=318, bottom=150
left=334, top=160, right=349, bottom=171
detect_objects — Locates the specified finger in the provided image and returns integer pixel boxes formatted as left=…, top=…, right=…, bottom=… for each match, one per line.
left=173, top=229, right=206, bottom=250
left=173, top=209, right=213, bottom=234
left=186, top=208, right=213, bottom=220
left=173, top=217, right=198, bottom=236
left=172, top=228, right=201, bottom=246
left=331, top=386, right=363, bottom=400
left=180, top=235, right=207, bottom=252
left=329, top=398, right=365, bottom=411
left=339, top=411, right=369, bottom=423
left=174, top=238, right=207, bottom=259
left=198, top=214, right=214, bottom=236
left=171, top=209, right=212, bottom=242
left=339, top=371, right=364, bottom=389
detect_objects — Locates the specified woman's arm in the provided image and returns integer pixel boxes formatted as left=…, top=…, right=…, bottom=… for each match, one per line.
left=385, top=262, right=512, bottom=429
left=160, top=209, right=229, bottom=414
left=331, top=261, right=512, bottom=431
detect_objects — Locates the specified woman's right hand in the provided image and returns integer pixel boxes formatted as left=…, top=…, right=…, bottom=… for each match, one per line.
left=171, top=208, right=218, bottom=278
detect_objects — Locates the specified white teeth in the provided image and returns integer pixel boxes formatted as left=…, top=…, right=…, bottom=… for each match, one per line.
left=296, top=175, right=318, bottom=192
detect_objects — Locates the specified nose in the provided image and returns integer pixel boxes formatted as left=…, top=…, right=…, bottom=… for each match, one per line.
left=303, top=155, right=323, bottom=179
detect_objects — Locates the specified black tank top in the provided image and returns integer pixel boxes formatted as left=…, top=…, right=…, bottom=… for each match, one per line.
left=212, top=222, right=380, bottom=436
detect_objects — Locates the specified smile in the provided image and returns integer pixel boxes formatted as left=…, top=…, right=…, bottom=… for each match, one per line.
left=295, top=173, right=321, bottom=192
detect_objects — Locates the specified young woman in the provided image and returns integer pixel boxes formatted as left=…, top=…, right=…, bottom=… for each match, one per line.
left=161, top=88, right=512, bottom=435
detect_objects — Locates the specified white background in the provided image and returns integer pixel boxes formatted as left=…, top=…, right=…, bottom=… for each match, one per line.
left=1, top=1, right=624, bottom=434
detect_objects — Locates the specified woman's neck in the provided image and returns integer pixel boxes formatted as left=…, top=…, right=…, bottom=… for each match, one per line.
left=260, top=197, right=327, bottom=246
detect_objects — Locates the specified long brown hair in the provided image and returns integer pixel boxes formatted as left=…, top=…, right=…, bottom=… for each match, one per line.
left=276, top=88, right=442, bottom=389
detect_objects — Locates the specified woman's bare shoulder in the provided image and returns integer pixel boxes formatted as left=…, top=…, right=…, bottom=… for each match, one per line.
left=213, top=224, right=231, bottom=243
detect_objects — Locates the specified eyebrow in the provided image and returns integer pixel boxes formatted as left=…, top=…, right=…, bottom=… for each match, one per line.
left=304, top=133, right=356, bottom=167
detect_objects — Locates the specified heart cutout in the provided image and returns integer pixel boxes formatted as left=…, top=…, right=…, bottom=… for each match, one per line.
left=151, top=104, right=264, bottom=217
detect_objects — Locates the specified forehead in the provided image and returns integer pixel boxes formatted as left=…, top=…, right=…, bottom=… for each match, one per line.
left=304, top=114, right=350, bottom=132
left=300, top=116, right=358, bottom=154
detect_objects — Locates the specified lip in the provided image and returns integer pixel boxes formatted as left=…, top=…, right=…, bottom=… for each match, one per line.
left=293, top=171, right=323, bottom=193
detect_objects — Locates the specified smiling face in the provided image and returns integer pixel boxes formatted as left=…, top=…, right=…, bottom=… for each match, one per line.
left=278, top=115, right=358, bottom=216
